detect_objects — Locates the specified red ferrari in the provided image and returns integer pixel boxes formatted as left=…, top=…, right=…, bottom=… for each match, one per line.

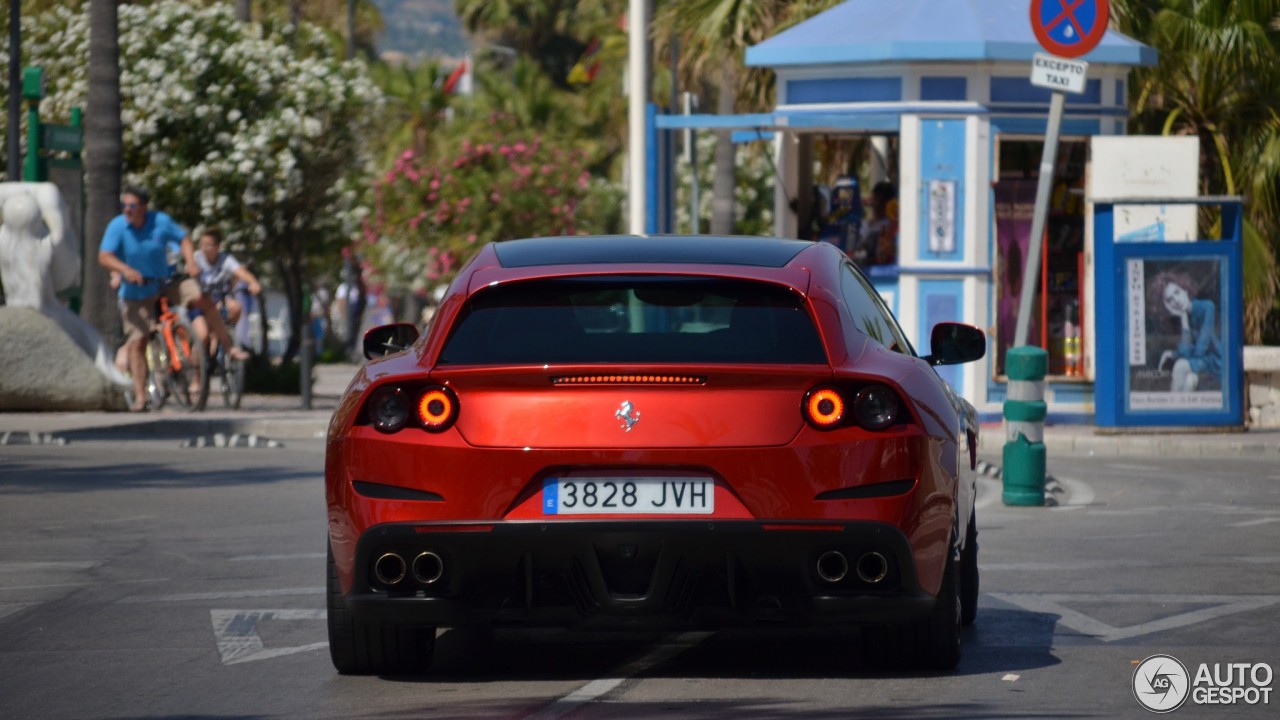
left=325, top=235, right=985, bottom=674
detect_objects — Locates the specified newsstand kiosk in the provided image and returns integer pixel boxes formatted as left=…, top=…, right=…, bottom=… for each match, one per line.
left=1093, top=197, right=1244, bottom=428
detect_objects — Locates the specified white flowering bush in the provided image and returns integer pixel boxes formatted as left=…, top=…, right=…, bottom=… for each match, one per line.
left=2, top=2, right=383, bottom=356
left=674, top=132, right=775, bottom=236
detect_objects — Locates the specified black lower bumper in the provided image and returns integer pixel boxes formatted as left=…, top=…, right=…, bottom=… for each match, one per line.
left=343, top=520, right=934, bottom=630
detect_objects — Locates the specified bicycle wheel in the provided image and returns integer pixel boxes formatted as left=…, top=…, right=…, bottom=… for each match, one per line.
left=146, top=332, right=171, bottom=410
left=165, top=315, right=210, bottom=412
left=221, top=351, right=245, bottom=409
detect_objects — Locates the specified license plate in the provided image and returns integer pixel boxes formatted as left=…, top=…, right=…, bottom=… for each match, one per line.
left=542, top=477, right=713, bottom=515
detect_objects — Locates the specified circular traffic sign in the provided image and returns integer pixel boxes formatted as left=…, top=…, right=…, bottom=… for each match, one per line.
left=1030, top=0, right=1110, bottom=59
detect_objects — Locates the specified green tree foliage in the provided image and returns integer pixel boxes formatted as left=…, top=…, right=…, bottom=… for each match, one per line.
left=1112, top=0, right=1280, bottom=343
left=4, top=1, right=384, bottom=361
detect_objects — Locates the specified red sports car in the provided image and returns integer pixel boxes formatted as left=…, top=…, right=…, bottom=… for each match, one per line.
left=325, top=235, right=985, bottom=674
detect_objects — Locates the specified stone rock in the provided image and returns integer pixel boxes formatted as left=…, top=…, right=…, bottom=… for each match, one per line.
left=0, top=307, right=127, bottom=411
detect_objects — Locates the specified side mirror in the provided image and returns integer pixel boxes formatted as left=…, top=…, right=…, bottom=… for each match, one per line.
left=923, top=322, right=986, bottom=366
left=362, top=323, right=420, bottom=360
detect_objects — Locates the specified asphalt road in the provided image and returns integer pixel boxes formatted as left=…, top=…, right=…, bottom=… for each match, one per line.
left=1, top=440, right=1277, bottom=719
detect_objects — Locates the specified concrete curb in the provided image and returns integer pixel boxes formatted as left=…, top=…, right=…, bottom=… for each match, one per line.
left=977, top=427, right=1280, bottom=459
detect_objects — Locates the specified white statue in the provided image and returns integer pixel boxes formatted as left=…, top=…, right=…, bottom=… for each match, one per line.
left=0, top=182, right=130, bottom=386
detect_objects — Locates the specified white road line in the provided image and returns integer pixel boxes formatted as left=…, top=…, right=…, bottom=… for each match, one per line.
left=229, top=553, right=326, bottom=562
left=0, top=561, right=100, bottom=572
left=1229, top=518, right=1280, bottom=528
left=981, top=560, right=1157, bottom=571
left=1051, top=475, right=1095, bottom=506
left=991, top=593, right=1280, bottom=643
left=120, top=587, right=324, bottom=603
left=0, top=603, right=35, bottom=621
left=210, top=609, right=327, bottom=664
left=523, top=631, right=712, bottom=720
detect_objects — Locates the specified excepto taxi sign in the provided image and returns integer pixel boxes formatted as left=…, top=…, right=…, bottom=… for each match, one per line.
left=1030, top=52, right=1088, bottom=94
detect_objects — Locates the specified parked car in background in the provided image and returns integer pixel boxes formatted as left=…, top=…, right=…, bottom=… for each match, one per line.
left=325, top=235, right=985, bottom=674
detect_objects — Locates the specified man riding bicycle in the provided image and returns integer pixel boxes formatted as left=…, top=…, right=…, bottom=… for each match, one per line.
left=97, top=187, right=247, bottom=412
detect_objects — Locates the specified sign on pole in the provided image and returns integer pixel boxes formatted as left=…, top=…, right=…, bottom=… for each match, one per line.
left=1029, top=0, right=1109, bottom=59
left=1030, top=53, right=1089, bottom=94
left=1015, top=0, right=1110, bottom=348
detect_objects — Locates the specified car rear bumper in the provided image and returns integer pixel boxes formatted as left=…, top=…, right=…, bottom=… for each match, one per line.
left=341, top=520, right=936, bottom=630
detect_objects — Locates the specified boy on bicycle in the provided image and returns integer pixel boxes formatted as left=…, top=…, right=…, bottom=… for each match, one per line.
left=97, top=187, right=247, bottom=412
left=191, top=226, right=261, bottom=354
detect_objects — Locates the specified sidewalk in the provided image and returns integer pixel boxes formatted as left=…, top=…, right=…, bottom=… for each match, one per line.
left=2, top=362, right=1278, bottom=457
left=0, top=362, right=359, bottom=443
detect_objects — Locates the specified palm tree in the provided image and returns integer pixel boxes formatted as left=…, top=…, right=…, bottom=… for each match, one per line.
left=82, top=0, right=123, bottom=347
left=1111, top=0, right=1280, bottom=343
left=654, top=0, right=840, bottom=234
left=369, top=59, right=453, bottom=163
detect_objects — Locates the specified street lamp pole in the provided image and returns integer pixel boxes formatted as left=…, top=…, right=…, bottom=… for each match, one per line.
left=627, top=0, right=649, bottom=235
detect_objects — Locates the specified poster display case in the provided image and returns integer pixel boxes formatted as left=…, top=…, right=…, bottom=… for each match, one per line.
left=1093, top=198, right=1243, bottom=427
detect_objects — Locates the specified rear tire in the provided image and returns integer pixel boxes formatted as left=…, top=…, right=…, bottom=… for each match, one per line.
left=862, top=555, right=962, bottom=671
left=960, top=509, right=979, bottom=627
left=327, top=545, right=436, bottom=675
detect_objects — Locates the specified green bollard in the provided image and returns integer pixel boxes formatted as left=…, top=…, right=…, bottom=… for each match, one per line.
left=1002, top=346, right=1048, bottom=506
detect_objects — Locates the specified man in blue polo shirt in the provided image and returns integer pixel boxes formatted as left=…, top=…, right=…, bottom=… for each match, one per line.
left=98, top=186, right=246, bottom=411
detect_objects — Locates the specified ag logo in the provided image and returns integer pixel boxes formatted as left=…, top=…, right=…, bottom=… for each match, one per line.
left=1133, top=654, right=1190, bottom=713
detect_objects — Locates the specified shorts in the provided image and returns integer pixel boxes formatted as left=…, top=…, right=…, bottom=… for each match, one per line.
left=121, top=277, right=201, bottom=341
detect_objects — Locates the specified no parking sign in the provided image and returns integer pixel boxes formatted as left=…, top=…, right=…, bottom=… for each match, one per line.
left=1030, top=0, right=1109, bottom=59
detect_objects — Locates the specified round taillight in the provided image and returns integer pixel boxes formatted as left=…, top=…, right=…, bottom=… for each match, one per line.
left=370, top=387, right=410, bottom=434
left=853, top=384, right=902, bottom=431
left=416, top=386, right=458, bottom=432
left=804, top=387, right=845, bottom=429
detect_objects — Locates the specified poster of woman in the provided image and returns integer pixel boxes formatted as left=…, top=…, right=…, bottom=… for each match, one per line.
left=1126, top=257, right=1226, bottom=411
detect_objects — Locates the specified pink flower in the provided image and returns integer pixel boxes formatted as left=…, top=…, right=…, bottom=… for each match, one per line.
left=578, top=172, right=589, bottom=189
left=513, top=141, right=527, bottom=154
left=429, top=178, right=440, bottom=190
left=490, top=192, right=502, bottom=202
left=401, top=149, right=414, bottom=160
left=466, top=234, right=477, bottom=244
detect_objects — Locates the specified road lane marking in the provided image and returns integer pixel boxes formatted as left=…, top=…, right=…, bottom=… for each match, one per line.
left=990, top=593, right=1280, bottom=643
left=523, top=631, right=712, bottom=720
left=0, top=603, right=35, bottom=621
left=981, top=560, right=1156, bottom=571
left=1229, top=517, right=1280, bottom=528
left=1051, top=475, right=1094, bottom=506
left=120, top=587, right=324, bottom=603
left=210, top=609, right=327, bottom=664
left=229, top=553, right=326, bottom=562
left=0, top=561, right=100, bottom=572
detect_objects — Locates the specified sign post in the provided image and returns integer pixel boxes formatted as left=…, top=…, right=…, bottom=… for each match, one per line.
left=1004, top=0, right=1109, bottom=506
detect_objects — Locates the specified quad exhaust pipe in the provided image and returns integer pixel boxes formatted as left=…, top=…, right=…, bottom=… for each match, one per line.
left=373, top=552, right=406, bottom=585
left=412, top=551, right=444, bottom=585
left=855, top=551, right=888, bottom=584
left=816, top=550, right=889, bottom=585
left=373, top=550, right=445, bottom=588
left=816, top=551, right=849, bottom=583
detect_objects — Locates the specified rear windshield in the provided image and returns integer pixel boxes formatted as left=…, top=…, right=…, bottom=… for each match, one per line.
left=438, top=276, right=827, bottom=365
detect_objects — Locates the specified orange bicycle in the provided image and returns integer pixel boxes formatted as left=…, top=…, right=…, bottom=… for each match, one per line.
left=139, top=287, right=209, bottom=412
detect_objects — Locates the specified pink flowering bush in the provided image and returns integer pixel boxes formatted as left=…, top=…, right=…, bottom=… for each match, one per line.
left=366, top=114, right=622, bottom=292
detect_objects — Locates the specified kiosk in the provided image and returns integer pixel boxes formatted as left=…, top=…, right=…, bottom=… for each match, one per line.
left=650, top=0, right=1157, bottom=421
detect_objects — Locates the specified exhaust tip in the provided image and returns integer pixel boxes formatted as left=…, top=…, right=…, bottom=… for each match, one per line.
left=816, top=550, right=849, bottom=583
left=373, top=552, right=406, bottom=586
left=856, top=551, right=888, bottom=584
left=412, top=551, right=444, bottom=585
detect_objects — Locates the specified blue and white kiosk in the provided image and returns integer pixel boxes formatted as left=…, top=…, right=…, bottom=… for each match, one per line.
left=651, top=0, right=1159, bottom=422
